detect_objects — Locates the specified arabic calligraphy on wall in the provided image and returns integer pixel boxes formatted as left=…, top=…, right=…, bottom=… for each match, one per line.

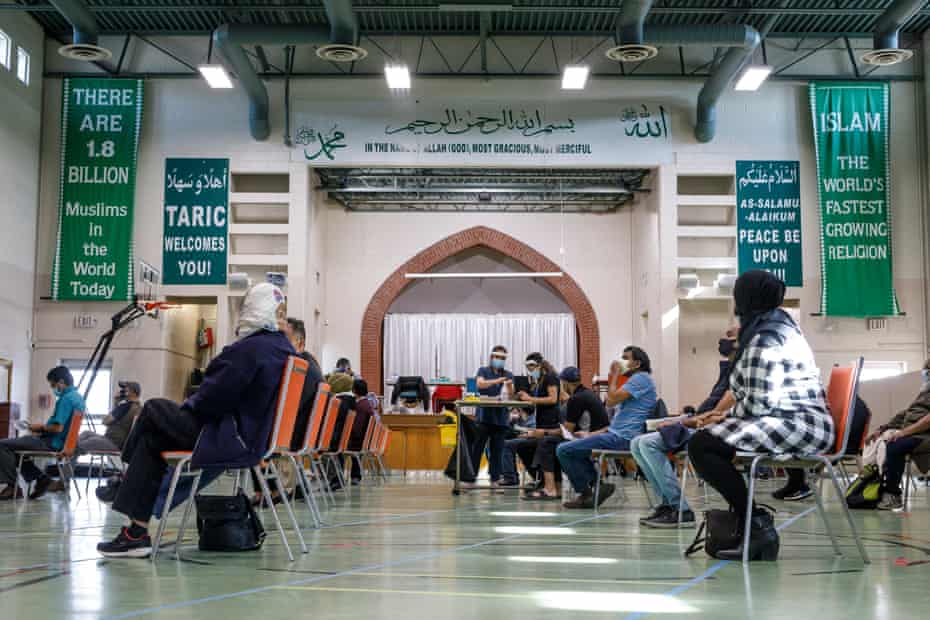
left=291, top=101, right=674, bottom=167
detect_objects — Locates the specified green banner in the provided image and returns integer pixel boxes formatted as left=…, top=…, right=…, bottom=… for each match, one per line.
left=736, top=161, right=802, bottom=286
left=162, top=158, right=229, bottom=285
left=810, top=82, right=899, bottom=316
left=52, top=78, right=143, bottom=301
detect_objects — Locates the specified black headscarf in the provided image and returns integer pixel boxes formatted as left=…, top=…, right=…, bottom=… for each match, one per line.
left=729, top=270, right=787, bottom=374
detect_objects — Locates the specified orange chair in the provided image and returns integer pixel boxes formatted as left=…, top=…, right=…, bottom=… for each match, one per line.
left=734, top=357, right=869, bottom=563
left=323, top=410, right=355, bottom=493
left=344, top=417, right=376, bottom=485
left=309, top=397, right=342, bottom=505
left=15, top=411, right=85, bottom=504
left=277, top=383, right=330, bottom=528
left=369, top=423, right=392, bottom=483
left=151, top=355, right=309, bottom=562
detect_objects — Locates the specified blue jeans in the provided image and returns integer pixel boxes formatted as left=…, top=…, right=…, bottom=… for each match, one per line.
left=556, top=432, right=630, bottom=494
left=630, top=431, right=691, bottom=512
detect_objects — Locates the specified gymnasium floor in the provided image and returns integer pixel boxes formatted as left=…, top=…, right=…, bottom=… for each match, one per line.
left=2, top=474, right=928, bottom=619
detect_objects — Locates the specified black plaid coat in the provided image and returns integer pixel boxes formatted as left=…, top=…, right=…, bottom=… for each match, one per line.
left=709, top=325, right=834, bottom=455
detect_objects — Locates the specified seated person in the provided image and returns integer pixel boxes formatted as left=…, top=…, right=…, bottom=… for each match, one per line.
left=864, top=358, right=930, bottom=511
left=631, top=329, right=737, bottom=528
left=523, top=367, right=609, bottom=501
left=557, top=346, right=657, bottom=509
left=326, top=357, right=354, bottom=385
left=96, top=283, right=294, bottom=558
left=0, top=366, right=85, bottom=500
left=347, top=379, right=375, bottom=483
left=77, top=381, right=143, bottom=456
left=499, top=353, right=560, bottom=489
left=688, top=271, right=832, bottom=561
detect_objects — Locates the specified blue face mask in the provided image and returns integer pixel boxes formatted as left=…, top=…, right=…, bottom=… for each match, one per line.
left=923, top=368, right=930, bottom=383
left=491, top=358, right=505, bottom=370
left=528, top=369, right=541, bottom=381
left=53, top=387, right=63, bottom=397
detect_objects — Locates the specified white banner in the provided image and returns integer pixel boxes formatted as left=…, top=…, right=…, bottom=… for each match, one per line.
left=292, top=100, right=675, bottom=167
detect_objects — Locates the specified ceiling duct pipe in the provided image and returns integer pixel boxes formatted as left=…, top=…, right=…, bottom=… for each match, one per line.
left=213, top=0, right=366, bottom=141
left=608, top=23, right=760, bottom=143
left=861, top=0, right=923, bottom=66
left=50, top=0, right=111, bottom=61
left=607, top=0, right=658, bottom=63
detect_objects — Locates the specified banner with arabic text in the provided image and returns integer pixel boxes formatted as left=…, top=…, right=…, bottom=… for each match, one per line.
left=810, top=82, right=899, bottom=316
left=292, top=100, right=674, bottom=166
left=736, top=161, right=802, bottom=286
left=163, top=158, right=229, bottom=285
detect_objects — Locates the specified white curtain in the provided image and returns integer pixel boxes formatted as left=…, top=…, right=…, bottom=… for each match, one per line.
left=383, top=313, right=577, bottom=390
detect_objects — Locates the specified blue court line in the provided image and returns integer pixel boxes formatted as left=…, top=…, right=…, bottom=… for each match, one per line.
left=102, top=510, right=619, bottom=620
left=621, top=505, right=818, bottom=620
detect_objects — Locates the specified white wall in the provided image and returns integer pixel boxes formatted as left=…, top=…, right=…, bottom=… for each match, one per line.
left=388, top=248, right=571, bottom=314
left=29, top=71, right=929, bottom=410
left=0, top=13, right=43, bottom=421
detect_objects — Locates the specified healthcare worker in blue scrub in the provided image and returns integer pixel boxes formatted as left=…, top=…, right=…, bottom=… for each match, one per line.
left=469, top=345, right=513, bottom=487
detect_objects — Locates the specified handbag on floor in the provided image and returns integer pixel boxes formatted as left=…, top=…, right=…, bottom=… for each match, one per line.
left=845, top=463, right=882, bottom=509
left=195, top=491, right=266, bottom=552
left=685, top=509, right=744, bottom=559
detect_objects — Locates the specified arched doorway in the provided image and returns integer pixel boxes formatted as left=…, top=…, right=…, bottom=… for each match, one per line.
left=360, top=226, right=600, bottom=386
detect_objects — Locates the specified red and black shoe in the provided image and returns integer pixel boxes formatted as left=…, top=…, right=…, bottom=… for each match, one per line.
left=97, top=527, right=152, bottom=558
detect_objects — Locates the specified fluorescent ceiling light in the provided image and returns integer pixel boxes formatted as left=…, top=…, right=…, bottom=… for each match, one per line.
left=494, top=526, right=576, bottom=535
left=734, top=65, right=773, bottom=91
left=561, top=65, right=590, bottom=90
left=508, top=556, right=618, bottom=565
left=405, top=272, right=563, bottom=280
left=198, top=64, right=233, bottom=89
left=385, top=64, right=411, bottom=89
left=488, top=512, right=559, bottom=517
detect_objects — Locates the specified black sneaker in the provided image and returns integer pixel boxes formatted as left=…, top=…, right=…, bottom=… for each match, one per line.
left=773, top=484, right=810, bottom=501
left=95, top=480, right=121, bottom=503
left=595, top=482, right=616, bottom=507
left=783, top=487, right=813, bottom=502
left=28, top=476, right=52, bottom=500
left=97, top=527, right=153, bottom=558
left=639, top=504, right=673, bottom=524
left=644, top=508, right=696, bottom=529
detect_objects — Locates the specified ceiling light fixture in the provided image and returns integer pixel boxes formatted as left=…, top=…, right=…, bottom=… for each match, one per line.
left=561, top=65, right=590, bottom=90
left=198, top=65, right=233, bottom=89
left=734, top=65, right=773, bottom=91
left=385, top=64, right=411, bottom=89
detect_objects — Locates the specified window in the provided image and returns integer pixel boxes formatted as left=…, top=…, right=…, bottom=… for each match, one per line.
left=61, top=360, right=113, bottom=432
left=0, top=30, right=10, bottom=70
left=16, top=46, right=29, bottom=85
left=859, top=360, right=907, bottom=382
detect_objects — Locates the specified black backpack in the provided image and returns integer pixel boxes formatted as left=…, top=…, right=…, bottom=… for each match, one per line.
left=195, top=491, right=266, bottom=552
left=685, top=509, right=746, bottom=559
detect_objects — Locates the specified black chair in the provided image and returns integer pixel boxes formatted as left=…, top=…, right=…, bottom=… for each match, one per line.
left=390, top=376, right=430, bottom=412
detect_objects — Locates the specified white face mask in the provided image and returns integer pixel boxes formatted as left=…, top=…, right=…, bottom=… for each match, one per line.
left=616, top=358, right=629, bottom=374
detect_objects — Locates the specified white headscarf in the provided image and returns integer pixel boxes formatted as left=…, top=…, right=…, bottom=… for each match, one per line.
left=236, top=282, right=285, bottom=338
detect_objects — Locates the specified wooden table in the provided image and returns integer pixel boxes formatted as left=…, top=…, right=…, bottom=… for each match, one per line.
left=381, top=413, right=453, bottom=473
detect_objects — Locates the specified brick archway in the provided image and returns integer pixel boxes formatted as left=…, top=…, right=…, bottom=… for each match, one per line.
left=360, top=226, right=600, bottom=386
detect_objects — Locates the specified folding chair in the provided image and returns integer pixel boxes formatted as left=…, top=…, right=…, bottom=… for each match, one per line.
left=367, top=424, right=391, bottom=482
left=734, top=357, right=869, bottom=564
left=84, top=449, right=124, bottom=494
left=344, top=417, right=376, bottom=486
left=592, top=448, right=653, bottom=512
left=323, top=410, right=356, bottom=493
left=307, top=397, right=341, bottom=506
left=16, top=411, right=84, bottom=504
left=278, top=383, right=330, bottom=528
left=151, top=355, right=309, bottom=562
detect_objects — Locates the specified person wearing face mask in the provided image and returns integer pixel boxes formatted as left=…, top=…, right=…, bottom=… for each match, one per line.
left=498, top=353, right=561, bottom=490
left=557, top=346, right=657, bottom=509
left=469, top=346, right=514, bottom=487
left=688, top=270, right=832, bottom=561
left=0, top=366, right=85, bottom=500
left=631, top=329, right=739, bottom=528
left=861, top=357, right=930, bottom=511
left=96, top=283, right=295, bottom=558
